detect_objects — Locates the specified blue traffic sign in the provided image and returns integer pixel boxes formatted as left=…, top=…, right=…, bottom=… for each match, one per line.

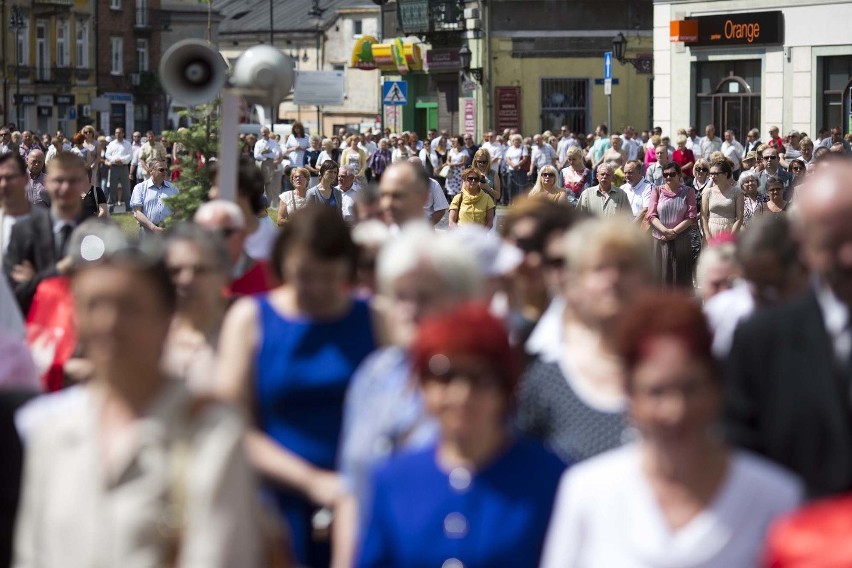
left=604, top=51, right=613, bottom=80
left=382, top=81, right=408, bottom=106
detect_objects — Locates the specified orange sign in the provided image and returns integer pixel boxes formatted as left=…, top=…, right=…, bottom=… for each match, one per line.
left=670, top=19, right=698, bottom=42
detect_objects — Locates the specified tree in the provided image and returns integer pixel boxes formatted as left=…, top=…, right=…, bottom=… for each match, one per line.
left=162, top=108, right=219, bottom=226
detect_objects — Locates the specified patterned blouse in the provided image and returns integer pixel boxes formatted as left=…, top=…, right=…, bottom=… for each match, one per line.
left=646, top=183, right=697, bottom=240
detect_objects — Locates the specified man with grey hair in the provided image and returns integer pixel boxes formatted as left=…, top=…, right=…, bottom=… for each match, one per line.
left=578, top=163, right=630, bottom=217
left=408, top=157, right=448, bottom=226
left=130, top=158, right=177, bottom=237
left=194, top=199, right=271, bottom=295
left=336, top=164, right=360, bottom=225
left=25, top=149, right=49, bottom=208
left=379, top=161, right=431, bottom=229
left=253, top=126, right=281, bottom=208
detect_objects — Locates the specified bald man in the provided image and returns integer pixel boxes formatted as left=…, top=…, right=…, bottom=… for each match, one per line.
left=725, top=156, right=852, bottom=497
left=379, top=161, right=432, bottom=229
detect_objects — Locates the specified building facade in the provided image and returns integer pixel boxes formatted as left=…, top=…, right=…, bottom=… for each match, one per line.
left=95, top=0, right=164, bottom=134
left=2, top=0, right=98, bottom=135
left=654, top=0, right=852, bottom=139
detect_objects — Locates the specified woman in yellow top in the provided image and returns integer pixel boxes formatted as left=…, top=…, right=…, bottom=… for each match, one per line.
left=449, top=167, right=497, bottom=229
left=527, top=165, right=567, bottom=204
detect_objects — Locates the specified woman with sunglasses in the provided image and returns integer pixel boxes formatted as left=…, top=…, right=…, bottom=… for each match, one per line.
left=646, top=162, right=697, bottom=289
left=701, top=157, right=743, bottom=241
left=765, top=176, right=789, bottom=214
left=528, top=165, right=567, bottom=204
left=357, top=305, right=566, bottom=568
left=277, top=166, right=312, bottom=226
left=471, top=147, right=501, bottom=203
left=448, top=167, right=496, bottom=230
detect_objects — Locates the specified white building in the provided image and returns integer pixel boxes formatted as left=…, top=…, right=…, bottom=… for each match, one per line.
left=653, top=0, right=852, bottom=139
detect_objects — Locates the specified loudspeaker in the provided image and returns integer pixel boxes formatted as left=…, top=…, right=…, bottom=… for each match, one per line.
left=230, top=45, right=295, bottom=107
left=159, top=39, right=228, bottom=106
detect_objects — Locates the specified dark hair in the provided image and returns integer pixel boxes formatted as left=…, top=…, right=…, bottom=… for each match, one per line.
left=411, top=303, right=521, bottom=398
left=737, top=215, right=798, bottom=270
left=270, top=205, right=358, bottom=281
left=501, top=197, right=585, bottom=251
left=613, top=292, right=718, bottom=391
left=237, top=157, right=265, bottom=214
left=454, top=135, right=464, bottom=147
left=598, top=124, right=609, bottom=135
left=709, top=157, right=733, bottom=178
left=765, top=176, right=785, bottom=192
left=661, top=161, right=682, bottom=175
left=320, top=160, right=340, bottom=177
left=165, top=221, right=231, bottom=275
left=0, top=151, right=26, bottom=175
left=292, top=121, right=305, bottom=138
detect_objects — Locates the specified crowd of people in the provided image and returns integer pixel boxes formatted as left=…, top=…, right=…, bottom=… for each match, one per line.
left=1, top=116, right=852, bottom=567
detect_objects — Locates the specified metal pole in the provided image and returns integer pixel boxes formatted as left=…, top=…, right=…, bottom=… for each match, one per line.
left=316, top=26, right=320, bottom=134
left=269, top=0, right=273, bottom=44
left=15, top=26, right=20, bottom=128
left=607, top=94, right=612, bottom=138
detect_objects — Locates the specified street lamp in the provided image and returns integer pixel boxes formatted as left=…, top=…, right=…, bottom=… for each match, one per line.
left=10, top=6, right=26, bottom=129
left=612, top=32, right=653, bottom=74
left=458, top=43, right=482, bottom=83
left=308, top=0, right=325, bottom=134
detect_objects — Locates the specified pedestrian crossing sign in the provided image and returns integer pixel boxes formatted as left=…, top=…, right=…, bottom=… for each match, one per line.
left=383, top=81, right=408, bottom=106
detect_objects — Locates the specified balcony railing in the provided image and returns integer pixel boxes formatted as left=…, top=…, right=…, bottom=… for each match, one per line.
left=6, top=65, right=32, bottom=80
left=34, top=0, right=74, bottom=5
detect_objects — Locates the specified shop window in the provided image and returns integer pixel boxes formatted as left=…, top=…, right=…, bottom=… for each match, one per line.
left=819, top=55, right=852, bottom=131
left=540, top=78, right=587, bottom=135
left=694, top=60, right=761, bottom=139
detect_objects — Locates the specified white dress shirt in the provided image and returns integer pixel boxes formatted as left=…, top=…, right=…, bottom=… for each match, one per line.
left=104, top=139, right=133, bottom=166
left=253, top=136, right=280, bottom=162
left=621, top=178, right=652, bottom=217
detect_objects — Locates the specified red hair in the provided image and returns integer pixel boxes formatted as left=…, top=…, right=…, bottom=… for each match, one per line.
left=411, top=303, right=521, bottom=396
left=613, top=292, right=718, bottom=389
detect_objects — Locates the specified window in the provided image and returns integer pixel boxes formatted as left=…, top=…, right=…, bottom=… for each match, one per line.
left=110, top=0, right=121, bottom=9
left=135, top=0, right=149, bottom=27
left=540, top=78, right=588, bottom=134
left=694, top=60, right=761, bottom=138
left=36, top=20, right=50, bottom=81
left=333, top=64, right=345, bottom=72
left=57, top=20, right=70, bottom=67
left=16, top=19, right=29, bottom=66
left=136, top=39, right=149, bottom=72
left=353, top=19, right=363, bottom=36
left=111, top=37, right=123, bottom=75
left=76, top=20, right=89, bottom=68
left=819, top=55, right=852, bottom=131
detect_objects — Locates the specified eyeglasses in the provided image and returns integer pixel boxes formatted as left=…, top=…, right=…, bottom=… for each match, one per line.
left=465, top=176, right=481, bottom=182
left=694, top=167, right=708, bottom=173
left=540, top=172, right=555, bottom=178
left=764, top=155, right=779, bottom=161
left=662, top=172, right=678, bottom=178
left=790, top=167, right=803, bottom=172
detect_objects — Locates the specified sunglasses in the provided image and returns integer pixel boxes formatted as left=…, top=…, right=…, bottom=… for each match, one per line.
left=475, top=160, right=488, bottom=165
left=790, top=167, right=803, bottom=172
left=465, top=176, right=481, bottom=182
left=764, top=155, right=779, bottom=161
left=694, top=167, right=708, bottom=173
left=154, top=168, right=167, bottom=172
left=662, top=172, right=678, bottom=178
left=540, top=172, right=555, bottom=178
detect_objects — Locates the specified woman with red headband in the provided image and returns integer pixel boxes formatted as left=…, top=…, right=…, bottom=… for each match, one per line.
left=356, top=304, right=565, bottom=568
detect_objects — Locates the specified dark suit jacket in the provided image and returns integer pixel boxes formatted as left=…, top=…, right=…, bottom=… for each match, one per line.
left=0, top=390, right=37, bottom=568
left=724, top=290, right=852, bottom=498
left=2, top=207, right=59, bottom=315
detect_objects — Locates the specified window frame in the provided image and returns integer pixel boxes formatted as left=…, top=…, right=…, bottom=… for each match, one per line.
left=136, top=38, right=149, bottom=73
left=111, top=36, right=123, bottom=75
left=76, top=20, right=89, bottom=68
left=56, top=19, right=70, bottom=68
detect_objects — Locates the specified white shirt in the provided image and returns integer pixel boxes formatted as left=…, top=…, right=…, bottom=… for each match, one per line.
left=557, top=136, right=580, bottom=165
left=704, top=280, right=755, bottom=358
left=341, top=187, right=359, bottom=225
left=253, top=136, right=280, bottom=162
left=243, top=215, right=277, bottom=261
left=620, top=136, right=643, bottom=161
left=104, top=139, right=132, bottom=166
left=815, top=279, right=852, bottom=366
left=721, top=139, right=744, bottom=171
left=531, top=143, right=556, bottom=170
left=423, top=178, right=449, bottom=219
left=540, top=444, right=802, bottom=568
left=360, top=140, right=377, bottom=159
left=621, top=179, right=652, bottom=217
left=685, top=136, right=701, bottom=152
left=525, top=296, right=565, bottom=362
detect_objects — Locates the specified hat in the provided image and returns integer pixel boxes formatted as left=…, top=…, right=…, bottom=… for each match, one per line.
left=744, top=151, right=758, bottom=161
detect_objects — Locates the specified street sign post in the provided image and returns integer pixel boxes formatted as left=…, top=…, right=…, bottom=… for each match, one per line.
left=604, top=51, right=613, bottom=131
left=382, top=80, right=407, bottom=133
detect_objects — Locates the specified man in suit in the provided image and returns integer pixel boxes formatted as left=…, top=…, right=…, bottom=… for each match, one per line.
left=4, top=152, right=85, bottom=315
left=725, top=155, right=852, bottom=497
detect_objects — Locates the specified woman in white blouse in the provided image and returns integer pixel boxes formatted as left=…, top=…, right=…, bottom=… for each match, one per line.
left=284, top=121, right=310, bottom=174
left=540, top=293, right=802, bottom=568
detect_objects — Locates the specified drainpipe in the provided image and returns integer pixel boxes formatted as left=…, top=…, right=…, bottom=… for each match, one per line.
left=484, top=0, right=492, bottom=130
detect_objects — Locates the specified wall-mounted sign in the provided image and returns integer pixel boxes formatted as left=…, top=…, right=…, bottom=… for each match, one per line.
left=351, top=35, right=423, bottom=73
left=425, top=49, right=461, bottom=72
left=13, top=94, right=36, bottom=105
left=293, top=71, right=346, bottom=107
left=672, top=11, right=784, bottom=47
left=37, top=106, right=53, bottom=117
left=495, top=86, right=521, bottom=132
left=55, top=94, right=75, bottom=106
left=464, top=98, right=476, bottom=137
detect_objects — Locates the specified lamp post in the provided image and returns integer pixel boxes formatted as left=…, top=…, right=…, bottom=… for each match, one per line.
left=10, top=5, right=25, bottom=129
left=612, top=32, right=653, bottom=74
left=308, top=0, right=324, bottom=135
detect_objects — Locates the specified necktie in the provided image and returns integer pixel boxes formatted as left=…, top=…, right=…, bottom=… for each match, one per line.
left=56, top=224, right=74, bottom=258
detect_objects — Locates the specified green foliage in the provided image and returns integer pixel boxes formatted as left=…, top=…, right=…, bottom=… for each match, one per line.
left=162, top=108, right=219, bottom=227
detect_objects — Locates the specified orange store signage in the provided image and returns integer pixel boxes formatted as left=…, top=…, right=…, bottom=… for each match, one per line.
left=671, top=11, right=783, bottom=47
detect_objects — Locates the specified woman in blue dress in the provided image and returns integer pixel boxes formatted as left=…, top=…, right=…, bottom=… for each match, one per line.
left=218, top=205, right=377, bottom=566
left=356, top=304, right=566, bottom=568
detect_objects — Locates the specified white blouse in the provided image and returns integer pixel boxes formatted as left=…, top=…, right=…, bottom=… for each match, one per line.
left=540, top=444, right=802, bottom=568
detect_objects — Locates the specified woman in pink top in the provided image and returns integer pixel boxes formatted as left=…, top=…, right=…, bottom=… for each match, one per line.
left=646, top=161, right=697, bottom=289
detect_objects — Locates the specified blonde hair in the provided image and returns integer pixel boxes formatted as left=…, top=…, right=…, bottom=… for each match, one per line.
left=529, top=165, right=560, bottom=197
left=564, top=218, right=653, bottom=278
left=566, top=146, right=584, bottom=162
left=290, top=167, right=310, bottom=182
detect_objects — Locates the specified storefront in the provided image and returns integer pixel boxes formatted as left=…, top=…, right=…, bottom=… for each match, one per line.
left=655, top=1, right=852, bottom=138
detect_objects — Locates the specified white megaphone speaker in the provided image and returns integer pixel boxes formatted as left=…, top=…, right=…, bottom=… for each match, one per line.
left=231, top=45, right=295, bottom=107
left=159, top=39, right=228, bottom=106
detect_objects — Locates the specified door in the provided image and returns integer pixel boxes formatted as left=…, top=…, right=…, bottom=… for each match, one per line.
left=722, top=98, right=743, bottom=138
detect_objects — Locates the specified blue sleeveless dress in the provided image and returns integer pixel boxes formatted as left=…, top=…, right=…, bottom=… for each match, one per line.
left=255, top=295, right=376, bottom=565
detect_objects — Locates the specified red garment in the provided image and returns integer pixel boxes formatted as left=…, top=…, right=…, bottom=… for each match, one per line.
left=25, top=277, right=76, bottom=392
left=672, top=148, right=695, bottom=178
left=230, top=260, right=273, bottom=296
left=764, top=494, right=852, bottom=567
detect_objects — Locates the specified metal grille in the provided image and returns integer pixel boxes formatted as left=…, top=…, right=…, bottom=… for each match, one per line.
left=540, top=78, right=588, bottom=135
